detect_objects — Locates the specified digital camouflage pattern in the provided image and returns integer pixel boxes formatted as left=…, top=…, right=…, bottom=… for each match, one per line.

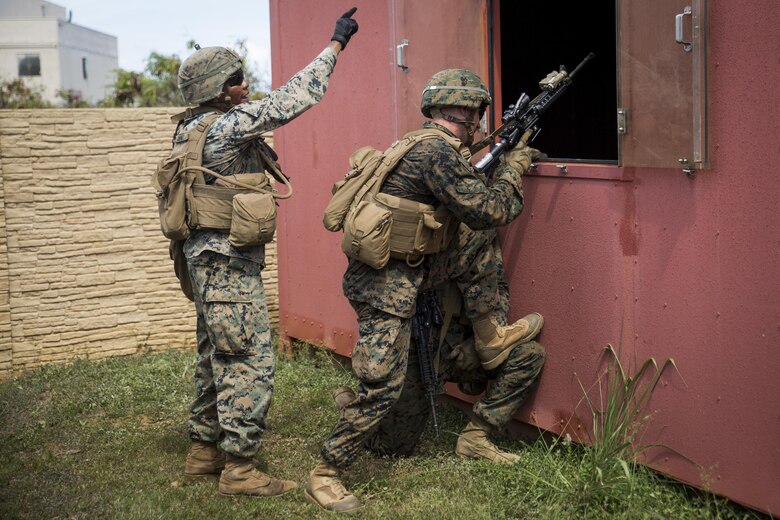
left=183, top=46, right=338, bottom=265
left=323, top=228, right=546, bottom=467
left=420, top=69, right=492, bottom=118
left=178, top=46, right=243, bottom=105
left=322, top=126, right=533, bottom=468
left=342, top=121, right=525, bottom=319
left=321, top=302, right=411, bottom=467
left=427, top=224, right=511, bottom=321
left=366, top=333, right=546, bottom=458
left=187, top=251, right=274, bottom=457
left=180, top=45, right=339, bottom=458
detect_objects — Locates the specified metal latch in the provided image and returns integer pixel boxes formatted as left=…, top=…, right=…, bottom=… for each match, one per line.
left=678, top=158, right=695, bottom=178
left=396, top=39, right=409, bottom=72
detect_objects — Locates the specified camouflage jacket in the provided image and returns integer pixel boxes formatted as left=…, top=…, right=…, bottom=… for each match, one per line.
left=342, top=122, right=525, bottom=318
left=181, top=46, right=338, bottom=265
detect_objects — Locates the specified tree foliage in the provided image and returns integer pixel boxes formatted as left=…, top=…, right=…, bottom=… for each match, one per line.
left=1, top=39, right=267, bottom=109
left=0, top=78, right=51, bottom=108
left=100, top=51, right=183, bottom=107
left=100, top=39, right=267, bottom=108
left=57, top=89, right=90, bottom=108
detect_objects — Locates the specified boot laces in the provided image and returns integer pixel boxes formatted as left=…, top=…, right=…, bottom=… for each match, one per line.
left=321, top=475, right=350, bottom=498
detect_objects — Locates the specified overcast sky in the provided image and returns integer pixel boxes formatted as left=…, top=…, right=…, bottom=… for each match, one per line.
left=58, top=0, right=271, bottom=82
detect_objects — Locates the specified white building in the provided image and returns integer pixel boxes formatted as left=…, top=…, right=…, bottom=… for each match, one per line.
left=0, top=0, right=118, bottom=105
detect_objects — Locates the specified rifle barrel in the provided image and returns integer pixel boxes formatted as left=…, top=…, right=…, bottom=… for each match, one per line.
left=568, top=52, right=595, bottom=81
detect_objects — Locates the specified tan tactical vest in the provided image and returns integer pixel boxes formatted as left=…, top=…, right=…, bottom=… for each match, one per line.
left=152, top=108, right=291, bottom=248
left=325, top=128, right=467, bottom=269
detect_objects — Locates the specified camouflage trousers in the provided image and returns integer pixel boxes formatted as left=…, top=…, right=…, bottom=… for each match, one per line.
left=427, top=224, right=511, bottom=322
left=186, top=251, right=274, bottom=458
left=366, top=325, right=546, bottom=458
left=321, top=227, right=543, bottom=468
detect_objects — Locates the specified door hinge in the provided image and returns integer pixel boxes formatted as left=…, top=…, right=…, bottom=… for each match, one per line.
left=617, top=108, right=627, bottom=134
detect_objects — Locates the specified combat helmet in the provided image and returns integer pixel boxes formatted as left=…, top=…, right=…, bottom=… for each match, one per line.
left=420, top=69, right=491, bottom=118
left=178, top=46, right=242, bottom=105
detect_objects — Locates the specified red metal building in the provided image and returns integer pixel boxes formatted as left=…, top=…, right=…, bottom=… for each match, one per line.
left=270, top=0, right=779, bottom=515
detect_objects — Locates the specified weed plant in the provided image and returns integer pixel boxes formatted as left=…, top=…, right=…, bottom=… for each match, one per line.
left=582, top=345, right=685, bottom=509
left=519, top=344, right=695, bottom=517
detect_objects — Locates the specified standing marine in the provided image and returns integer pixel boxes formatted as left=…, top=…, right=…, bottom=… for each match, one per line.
left=305, top=68, right=547, bottom=512
left=172, top=8, right=359, bottom=497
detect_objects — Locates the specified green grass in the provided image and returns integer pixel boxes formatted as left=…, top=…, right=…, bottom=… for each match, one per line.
left=0, top=343, right=766, bottom=519
left=551, top=344, right=692, bottom=513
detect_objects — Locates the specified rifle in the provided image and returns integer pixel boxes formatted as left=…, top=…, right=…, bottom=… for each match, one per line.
left=410, top=289, right=443, bottom=436
left=471, top=52, right=595, bottom=174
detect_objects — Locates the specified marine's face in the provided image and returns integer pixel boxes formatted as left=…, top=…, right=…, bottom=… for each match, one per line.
left=224, top=69, right=249, bottom=105
left=450, top=106, right=482, bottom=145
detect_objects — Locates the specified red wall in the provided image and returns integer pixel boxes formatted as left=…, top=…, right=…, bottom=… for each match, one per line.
left=271, top=1, right=395, bottom=353
left=271, top=0, right=779, bottom=515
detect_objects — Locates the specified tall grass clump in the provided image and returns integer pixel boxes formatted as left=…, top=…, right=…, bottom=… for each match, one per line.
left=534, top=343, right=687, bottom=516
left=581, top=344, right=682, bottom=478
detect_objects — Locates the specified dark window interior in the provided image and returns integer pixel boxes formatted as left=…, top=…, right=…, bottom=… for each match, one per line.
left=499, top=1, right=617, bottom=163
left=82, top=57, right=88, bottom=80
left=18, top=55, right=41, bottom=76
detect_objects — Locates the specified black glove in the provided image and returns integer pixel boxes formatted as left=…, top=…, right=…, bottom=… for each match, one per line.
left=331, top=7, right=359, bottom=49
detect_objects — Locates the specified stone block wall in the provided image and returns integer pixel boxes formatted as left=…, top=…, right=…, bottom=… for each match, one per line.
left=0, top=108, right=279, bottom=377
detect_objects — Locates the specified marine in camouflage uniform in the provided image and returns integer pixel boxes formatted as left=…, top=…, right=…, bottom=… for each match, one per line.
left=358, top=223, right=546, bottom=461
left=305, top=69, right=546, bottom=513
left=362, top=289, right=546, bottom=461
left=177, top=8, right=359, bottom=497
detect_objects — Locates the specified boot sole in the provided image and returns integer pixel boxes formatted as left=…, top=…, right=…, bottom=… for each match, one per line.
left=218, top=485, right=296, bottom=498
left=481, top=313, right=544, bottom=370
left=184, top=471, right=222, bottom=480
left=455, top=441, right=521, bottom=464
left=454, top=446, right=479, bottom=460
left=304, top=488, right=363, bottom=513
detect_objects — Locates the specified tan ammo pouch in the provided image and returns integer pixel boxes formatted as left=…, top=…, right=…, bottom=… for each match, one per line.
left=333, top=128, right=467, bottom=269
left=374, top=193, right=458, bottom=266
left=229, top=191, right=277, bottom=247
left=341, top=193, right=457, bottom=269
left=185, top=170, right=279, bottom=248
left=341, top=199, right=392, bottom=269
left=324, top=147, right=384, bottom=232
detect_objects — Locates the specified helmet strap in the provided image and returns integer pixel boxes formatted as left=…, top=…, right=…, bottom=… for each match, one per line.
left=431, top=107, right=478, bottom=137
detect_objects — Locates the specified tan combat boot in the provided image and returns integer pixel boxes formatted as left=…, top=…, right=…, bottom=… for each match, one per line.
left=184, top=440, right=225, bottom=477
left=455, top=419, right=521, bottom=464
left=332, top=386, right=356, bottom=409
left=472, top=312, right=544, bottom=370
left=218, top=454, right=298, bottom=497
left=305, top=459, right=362, bottom=513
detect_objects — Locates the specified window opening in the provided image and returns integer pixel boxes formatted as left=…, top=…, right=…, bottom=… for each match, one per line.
left=18, top=55, right=41, bottom=76
left=82, top=57, right=88, bottom=80
left=499, top=2, right=617, bottom=163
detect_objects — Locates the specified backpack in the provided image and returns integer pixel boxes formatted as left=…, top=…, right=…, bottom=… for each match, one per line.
left=152, top=112, right=220, bottom=241
left=323, top=129, right=463, bottom=269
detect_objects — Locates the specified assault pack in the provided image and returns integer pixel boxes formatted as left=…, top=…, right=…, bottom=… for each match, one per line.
left=323, top=128, right=465, bottom=269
